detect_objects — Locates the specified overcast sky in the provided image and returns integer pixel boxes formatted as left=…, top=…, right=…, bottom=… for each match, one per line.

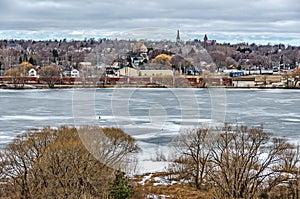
left=0, top=0, right=299, bottom=45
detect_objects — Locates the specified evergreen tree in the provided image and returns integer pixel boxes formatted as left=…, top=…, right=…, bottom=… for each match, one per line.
left=110, top=171, right=134, bottom=199
left=28, top=57, right=35, bottom=65
left=52, top=49, right=59, bottom=58
left=19, top=56, right=23, bottom=64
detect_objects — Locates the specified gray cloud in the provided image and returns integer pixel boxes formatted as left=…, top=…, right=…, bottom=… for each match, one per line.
left=0, top=0, right=299, bottom=44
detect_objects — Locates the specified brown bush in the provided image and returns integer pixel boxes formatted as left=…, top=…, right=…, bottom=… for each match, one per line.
left=0, top=126, right=138, bottom=198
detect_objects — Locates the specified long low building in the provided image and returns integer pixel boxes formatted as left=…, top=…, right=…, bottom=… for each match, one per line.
left=139, top=70, right=173, bottom=77
left=232, top=75, right=282, bottom=87
left=119, top=67, right=139, bottom=77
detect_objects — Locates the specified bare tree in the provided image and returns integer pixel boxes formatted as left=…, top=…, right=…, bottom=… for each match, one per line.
left=270, top=144, right=300, bottom=198
left=209, top=50, right=226, bottom=71
left=171, top=127, right=213, bottom=190
left=209, top=125, right=294, bottom=199
left=4, top=61, right=33, bottom=88
left=39, top=65, right=61, bottom=88
left=0, top=126, right=138, bottom=198
left=0, top=127, right=57, bottom=198
left=78, top=126, right=140, bottom=171
left=170, top=125, right=299, bottom=198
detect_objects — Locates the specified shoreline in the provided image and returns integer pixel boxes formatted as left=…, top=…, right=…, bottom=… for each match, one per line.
left=0, top=83, right=299, bottom=90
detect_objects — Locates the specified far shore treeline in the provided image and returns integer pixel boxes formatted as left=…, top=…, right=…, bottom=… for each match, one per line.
left=0, top=37, right=299, bottom=89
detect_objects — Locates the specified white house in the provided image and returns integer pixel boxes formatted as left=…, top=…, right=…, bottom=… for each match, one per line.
left=71, top=69, right=80, bottom=77
left=28, top=68, right=37, bottom=77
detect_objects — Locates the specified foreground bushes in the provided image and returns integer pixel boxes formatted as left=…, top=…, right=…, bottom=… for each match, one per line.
left=1, top=124, right=299, bottom=199
left=0, top=126, right=138, bottom=198
left=171, top=125, right=300, bottom=199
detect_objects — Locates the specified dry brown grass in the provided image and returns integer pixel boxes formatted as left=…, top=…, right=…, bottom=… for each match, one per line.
left=131, top=172, right=213, bottom=199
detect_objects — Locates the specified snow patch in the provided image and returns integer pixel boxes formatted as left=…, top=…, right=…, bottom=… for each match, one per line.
left=137, top=161, right=169, bottom=175
left=139, top=173, right=153, bottom=185
left=147, top=194, right=171, bottom=199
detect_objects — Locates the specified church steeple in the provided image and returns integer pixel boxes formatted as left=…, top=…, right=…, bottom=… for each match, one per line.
left=203, top=34, right=208, bottom=49
left=176, top=29, right=181, bottom=43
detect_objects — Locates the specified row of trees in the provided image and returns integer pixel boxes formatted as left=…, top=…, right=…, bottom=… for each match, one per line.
left=2, top=124, right=300, bottom=198
left=2, top=38, right=299, bottom=75
left=4, top=62, right=61, bottom=88
left=170, top=125, right=300, bottom=198
left=0, top=126, right=138, bottom=198
left=207, top=43, right=300, bottom=71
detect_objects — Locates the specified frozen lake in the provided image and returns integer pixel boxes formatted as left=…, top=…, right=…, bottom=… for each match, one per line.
left=1, top=88, right=300, bottom=171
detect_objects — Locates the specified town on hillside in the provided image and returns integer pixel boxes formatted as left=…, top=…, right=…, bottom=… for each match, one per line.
left=0, top=30, right=299, bottom=88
